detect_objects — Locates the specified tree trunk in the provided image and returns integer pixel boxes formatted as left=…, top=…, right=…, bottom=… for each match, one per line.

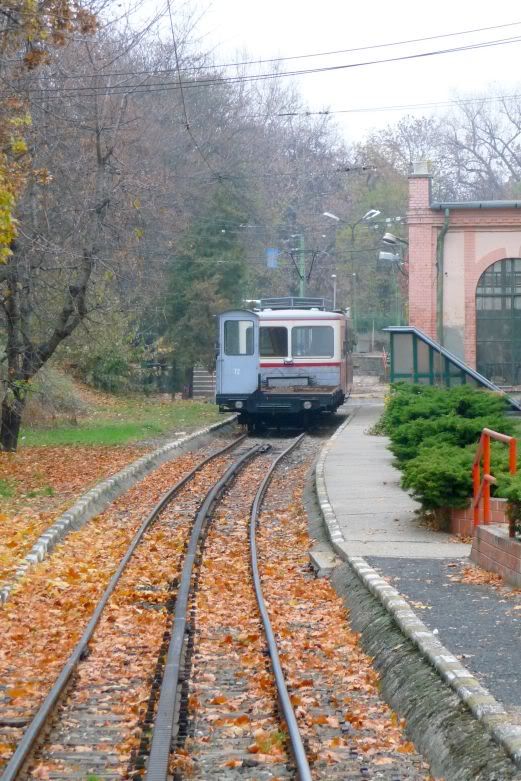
left=0, top=391, right=25, bottom=451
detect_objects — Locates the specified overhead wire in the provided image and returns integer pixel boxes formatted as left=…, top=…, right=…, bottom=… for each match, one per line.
left=8, top=19, right=521, bottom=80
left=4, top=32, right=521, bottom=99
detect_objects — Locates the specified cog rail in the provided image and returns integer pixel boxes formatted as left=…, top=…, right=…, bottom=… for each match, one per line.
left=1, top=434, right=247, bottom=781
left=146, top=442, right=268, bottom=780
left=146, top=434, right=310, bottom=781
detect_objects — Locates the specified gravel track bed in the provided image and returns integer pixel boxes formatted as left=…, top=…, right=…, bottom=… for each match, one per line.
left=0, top=437, right=240, bottom=774
left=176, top=450, right=293, bottom=780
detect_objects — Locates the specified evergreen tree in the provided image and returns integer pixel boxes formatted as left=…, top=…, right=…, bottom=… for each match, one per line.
left=166, top=189, right=248, bottom=385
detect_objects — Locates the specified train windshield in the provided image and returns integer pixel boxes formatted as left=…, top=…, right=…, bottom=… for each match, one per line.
left=224, top=320, right=254, bottom=355
left=260, top=326, right=288, bottom=357
left=291, top=326, right=334, bottom=357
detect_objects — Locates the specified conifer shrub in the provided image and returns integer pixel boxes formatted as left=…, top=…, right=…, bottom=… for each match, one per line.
left=402, top=444, right=474, bottom=510
left=381, top=383, right=512, bottom=511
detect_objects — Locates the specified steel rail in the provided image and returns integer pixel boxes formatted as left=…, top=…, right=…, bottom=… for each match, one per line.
left=249, top=433, right=312, bottom=781
left=0, top=434, right=247, bottom=781
left=146, top=442, right=268, bottom=781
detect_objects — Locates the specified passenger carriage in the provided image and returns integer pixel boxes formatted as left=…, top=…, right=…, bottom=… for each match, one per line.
left=216, top=297, right=352, bottom=430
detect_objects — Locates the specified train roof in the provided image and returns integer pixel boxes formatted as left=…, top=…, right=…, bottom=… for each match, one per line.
left=257, top=308, right=345, bottom=321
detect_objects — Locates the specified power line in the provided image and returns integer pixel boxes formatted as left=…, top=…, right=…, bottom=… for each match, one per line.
left=165, top=0, right=220, bottom=180
left=4, top=33, right=521, bottom=99
left=11, top=19, right=521, bottom=82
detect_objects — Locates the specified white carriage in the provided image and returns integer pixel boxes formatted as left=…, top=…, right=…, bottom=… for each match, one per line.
left=216, top=298, right=352, bottom=430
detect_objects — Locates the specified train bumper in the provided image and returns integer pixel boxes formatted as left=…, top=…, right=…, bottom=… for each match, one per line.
left=216, top=389, right=344, bottom=416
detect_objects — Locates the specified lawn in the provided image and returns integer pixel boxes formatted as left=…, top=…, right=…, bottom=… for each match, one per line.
left=21, top=397, right=223, bottom=448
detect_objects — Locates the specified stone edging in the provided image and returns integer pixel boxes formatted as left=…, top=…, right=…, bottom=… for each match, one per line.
left=0, top=415, right=237, bottom=605
left=315, top=409, right=521, bottom=767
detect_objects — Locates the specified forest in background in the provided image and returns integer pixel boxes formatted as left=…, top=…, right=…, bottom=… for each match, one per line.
left=2, top=0, right=521, bottom=448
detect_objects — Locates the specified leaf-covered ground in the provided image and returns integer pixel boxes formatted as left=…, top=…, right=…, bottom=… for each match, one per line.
left=0, top=445, right=235, bottom=771
left=0, top=392, right=222, bottom=588
left=0, top=445, right=150, bottom=587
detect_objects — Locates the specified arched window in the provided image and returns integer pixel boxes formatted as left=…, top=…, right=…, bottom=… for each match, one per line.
left=476, top=258, right=521, bottom=386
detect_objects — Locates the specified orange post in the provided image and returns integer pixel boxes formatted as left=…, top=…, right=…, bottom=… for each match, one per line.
left=510, top=438, right=517, bottom=475
left=473, top=428, right=517, bottom=530
left=473, top=460, right=480, bottom=527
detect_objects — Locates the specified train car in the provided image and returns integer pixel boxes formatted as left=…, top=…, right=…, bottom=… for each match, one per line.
left=216, top=297, right=352, bottom=430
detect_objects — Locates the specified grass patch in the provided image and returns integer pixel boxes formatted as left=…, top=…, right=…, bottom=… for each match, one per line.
left=20, top=398, right=222, bottom=448
left=0, top=479, right=16, bottom=498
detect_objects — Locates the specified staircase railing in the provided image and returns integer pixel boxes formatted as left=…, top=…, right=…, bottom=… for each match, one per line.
left=473, top=428, right=517, bottom=534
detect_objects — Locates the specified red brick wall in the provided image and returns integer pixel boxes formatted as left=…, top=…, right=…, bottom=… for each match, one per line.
left=471, top=525, right=521, bottom=587
left=450, top=498, right=508, bottom=538
left=407, top=176, right=521, bottom=368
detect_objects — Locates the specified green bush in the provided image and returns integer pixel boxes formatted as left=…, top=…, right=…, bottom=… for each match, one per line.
left=389, top=413, right=510, bottom=465
left=85, top=349, right=131, bottom=393
left=382, top=383, right=507, bottom=436
left=380, top=383, right=514, bottom=512
left=402, top=444, right=474, bottom=510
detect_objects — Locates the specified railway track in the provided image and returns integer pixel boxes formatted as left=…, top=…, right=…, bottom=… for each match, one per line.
left=0, top=428, right=429, bottom=780
left=1, top=438, right=310, bottom=781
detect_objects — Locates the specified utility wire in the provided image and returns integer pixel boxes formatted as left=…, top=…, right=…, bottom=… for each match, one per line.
left=165, top=0, right=221, bottom=180
left=10, top=19, right=521, bottom=81
left=4, top=33, right=521, bottom=99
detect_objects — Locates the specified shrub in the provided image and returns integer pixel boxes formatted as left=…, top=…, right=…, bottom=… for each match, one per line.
left=380, top=383, right=514, bottom=514
left=389, top=413, right=509, bottom=465
left=85, top=349, right=131, bottom=393
left=402, top=444, right=474, bottom=510
left=496, top=473, right=521, bottom=537
left=382, top=383, right=507, bottom=435
left=23, top=366, right=89, bottom=424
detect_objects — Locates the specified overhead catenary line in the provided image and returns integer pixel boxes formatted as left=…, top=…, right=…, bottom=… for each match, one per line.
left=4, top=33, right=521, bottom=99
left=10, top=19, right=521, bottom=81
left=164, top=0, right=220, bottom=180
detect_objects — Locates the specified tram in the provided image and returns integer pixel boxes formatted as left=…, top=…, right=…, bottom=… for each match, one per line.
left=216, top=297, right=352, bottom=430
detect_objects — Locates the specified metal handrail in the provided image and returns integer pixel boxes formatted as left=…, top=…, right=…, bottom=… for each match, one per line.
left=473, top=428, right=517, bottom=531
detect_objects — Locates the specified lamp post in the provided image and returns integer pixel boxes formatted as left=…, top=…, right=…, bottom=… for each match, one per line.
left=378, top=232, right=409, bottom=326
left=323, top=209, right=381, bottom=335
left=331, top=274, right=337, bottom=309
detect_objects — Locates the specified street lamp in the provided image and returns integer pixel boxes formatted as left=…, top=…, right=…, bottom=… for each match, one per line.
left=323, top=209, right=381, bottom=335
left=377, top=232, right=408, bottom=326
left=331, top=274, right=337, bottom=309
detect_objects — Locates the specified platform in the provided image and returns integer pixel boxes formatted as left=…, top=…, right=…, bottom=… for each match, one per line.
left=322, top=401, right=521, bottom=722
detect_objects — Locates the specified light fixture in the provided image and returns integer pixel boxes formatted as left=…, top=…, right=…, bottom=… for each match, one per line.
left=382, top=232, right=409, bottom=246
left=362, top=209, right=381, bottom=221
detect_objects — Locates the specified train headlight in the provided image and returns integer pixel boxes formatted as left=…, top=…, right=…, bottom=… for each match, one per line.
left=235, top=401, right=244, bottom=409
left=303, top=401, right=312, bottom=410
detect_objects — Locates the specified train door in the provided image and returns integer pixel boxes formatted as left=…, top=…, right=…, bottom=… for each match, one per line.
left=217, top=310, right=259, bottom=395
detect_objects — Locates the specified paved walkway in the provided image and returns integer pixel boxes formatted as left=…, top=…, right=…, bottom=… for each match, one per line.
left=324, top=403, right=470, bottom=558
left=323, top=401, right=521, bottom=719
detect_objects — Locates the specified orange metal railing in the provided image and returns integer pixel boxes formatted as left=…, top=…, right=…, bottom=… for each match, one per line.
left=473, top=428, right=517, bottom=533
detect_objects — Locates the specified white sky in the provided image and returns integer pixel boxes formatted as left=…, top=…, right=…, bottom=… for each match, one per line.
left=186, top=0, right=521, bottom=142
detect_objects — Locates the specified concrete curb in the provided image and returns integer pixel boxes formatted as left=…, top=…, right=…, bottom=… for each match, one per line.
left=315, top=409, right=521, bottom=767
left=0, top=415, right=237, bottom=606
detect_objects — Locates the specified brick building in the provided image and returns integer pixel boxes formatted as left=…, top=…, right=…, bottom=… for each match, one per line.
left=408, top=162, right=521, bottom=386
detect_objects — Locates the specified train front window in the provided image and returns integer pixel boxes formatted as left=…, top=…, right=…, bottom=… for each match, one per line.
left=224, top=320, right=254, bottom=355
left=291, top=326, right=334, bottom=357
left=260, top=326, right=288, bottom=357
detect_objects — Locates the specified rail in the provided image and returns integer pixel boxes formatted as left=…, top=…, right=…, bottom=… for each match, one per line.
left=146, top=443, right=267, bottom=780
left=0, top=434, right=246, bottom=781
left=249, top=434, right=311, bottom=781
left=473, top=428, right=517, bottom=533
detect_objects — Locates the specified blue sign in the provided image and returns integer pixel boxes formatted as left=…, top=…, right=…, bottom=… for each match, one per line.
left=266, top=248, right=279, bottom=268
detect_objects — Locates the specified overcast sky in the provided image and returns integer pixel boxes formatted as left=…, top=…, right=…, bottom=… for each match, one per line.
left=186, top=0, right=521, bottom=142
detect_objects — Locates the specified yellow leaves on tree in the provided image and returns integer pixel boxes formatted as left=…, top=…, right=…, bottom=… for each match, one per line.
left=0, top=1, right=97, bottom=263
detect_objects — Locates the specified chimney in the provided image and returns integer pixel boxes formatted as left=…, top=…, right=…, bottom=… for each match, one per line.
left=409, top=160, right=432, bottom=211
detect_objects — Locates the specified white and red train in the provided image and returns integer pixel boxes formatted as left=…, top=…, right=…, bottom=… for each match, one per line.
left=216, top=297, right=352, bottom=430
